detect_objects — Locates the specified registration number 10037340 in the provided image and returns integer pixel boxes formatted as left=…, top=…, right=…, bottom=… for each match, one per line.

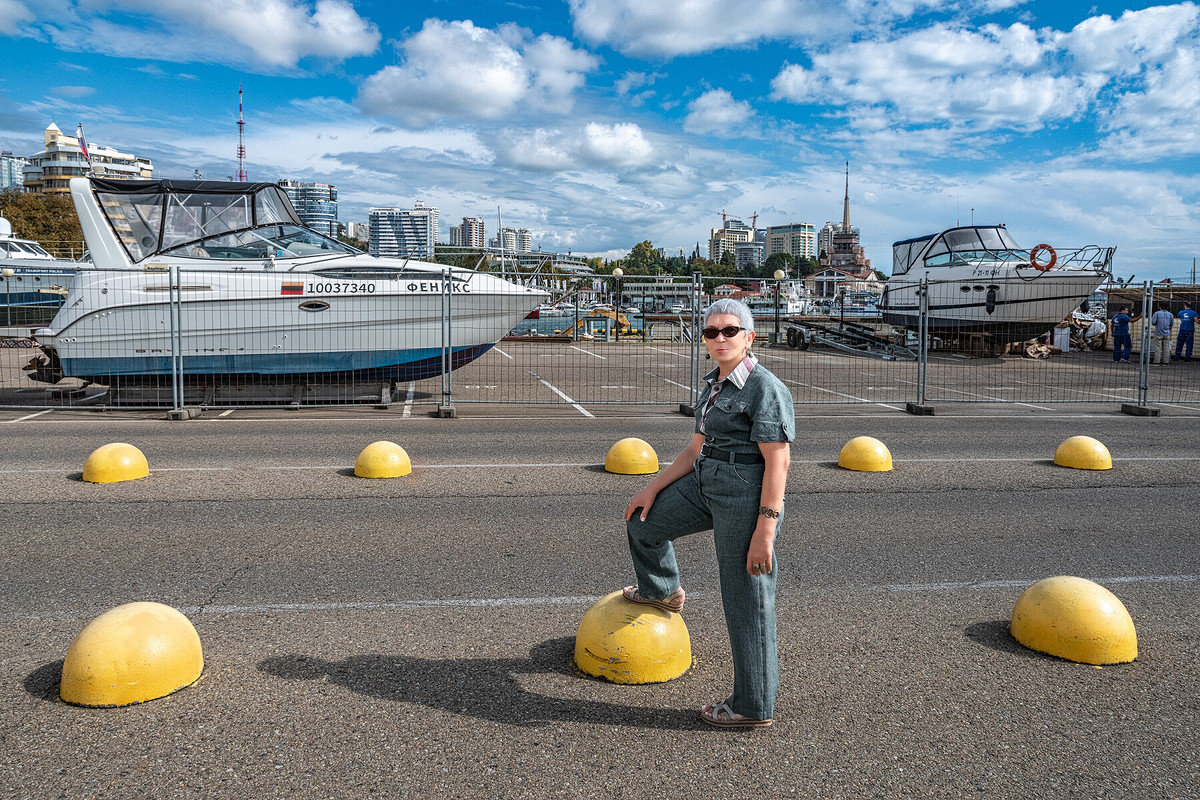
left=306, top=282, right=376, bottom=294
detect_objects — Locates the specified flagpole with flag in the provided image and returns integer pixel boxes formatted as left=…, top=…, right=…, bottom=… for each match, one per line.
left=75, top=122, right=94, bottom=175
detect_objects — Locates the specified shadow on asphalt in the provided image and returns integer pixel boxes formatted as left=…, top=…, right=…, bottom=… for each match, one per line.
left=964, top=619, right=1046, bottom=658
left=23, top=659, right=63, bottom=701
left=258, top=635, right=703, bottom=730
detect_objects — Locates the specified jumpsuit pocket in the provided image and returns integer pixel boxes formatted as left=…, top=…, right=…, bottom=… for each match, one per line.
left=729, top=462, right=764, bottom=487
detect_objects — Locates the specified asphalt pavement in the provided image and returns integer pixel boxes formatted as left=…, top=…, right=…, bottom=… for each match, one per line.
left=1, top=407, right=1197, bottom=799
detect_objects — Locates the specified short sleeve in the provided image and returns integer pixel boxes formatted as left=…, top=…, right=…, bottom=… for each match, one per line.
left=749, top=373, right=795, bottom=443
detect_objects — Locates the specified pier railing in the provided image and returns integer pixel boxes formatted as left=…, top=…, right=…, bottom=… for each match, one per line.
left=0, top=271, right=1196, bottom=414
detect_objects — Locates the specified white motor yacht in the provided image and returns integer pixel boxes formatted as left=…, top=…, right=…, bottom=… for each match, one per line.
left=31, top=178, right=546, bottom=384
left=878, top=225, right=1113, bottom=340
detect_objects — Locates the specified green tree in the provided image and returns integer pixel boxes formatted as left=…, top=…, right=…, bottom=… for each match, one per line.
left=795, top=256, right=819, bottom=279
left=763, top=252, right=795, bottom=277
left=625, top=240, right=663, bottom=274
left=0, top=190, right=85, bottom=258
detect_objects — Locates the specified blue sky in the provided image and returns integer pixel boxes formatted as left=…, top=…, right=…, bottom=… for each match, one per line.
left=1, top=0, right=1197, bottom=281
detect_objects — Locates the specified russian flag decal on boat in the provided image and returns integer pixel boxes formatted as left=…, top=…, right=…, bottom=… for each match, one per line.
left=281, top=281, right=304, bottom=296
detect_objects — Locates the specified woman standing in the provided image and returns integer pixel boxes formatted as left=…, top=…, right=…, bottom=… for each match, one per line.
left=622, top=298, right=795, bottom=728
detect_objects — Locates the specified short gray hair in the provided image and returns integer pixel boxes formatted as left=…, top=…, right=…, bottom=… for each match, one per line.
left=704, top=297, right=755, bottom=332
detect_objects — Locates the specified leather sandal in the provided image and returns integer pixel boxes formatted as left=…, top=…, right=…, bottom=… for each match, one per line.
left=700, top=702, right=773, bottom=728
left=621, top=585, right=685, bottom=613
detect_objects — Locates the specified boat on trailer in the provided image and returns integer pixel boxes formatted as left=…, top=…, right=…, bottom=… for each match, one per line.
left=30, top=178, right=546, bottom=385
left=877, top=225, right=1113, bottom=341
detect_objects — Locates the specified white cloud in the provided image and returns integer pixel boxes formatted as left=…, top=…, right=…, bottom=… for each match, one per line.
left=492, top=122, right=657, bottom=171
left=358, top=20, right=597, bottom=126
left=33, top=0, right=379, bottom=70
left=0, top=0, right=34, bottom=36
left=683, top=89, right=754, bottom=135
left=569, top=0, right=830, bottom=57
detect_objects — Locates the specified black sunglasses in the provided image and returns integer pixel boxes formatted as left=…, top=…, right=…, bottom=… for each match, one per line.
left=701, top=325, right=746, bottom=340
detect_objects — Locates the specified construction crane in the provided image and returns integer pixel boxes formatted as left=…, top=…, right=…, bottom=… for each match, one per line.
left=717, top=210, right=758, bottom=229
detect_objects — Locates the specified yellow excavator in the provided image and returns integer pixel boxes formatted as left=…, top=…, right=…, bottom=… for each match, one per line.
left=560, top=308, right=631, bottom=337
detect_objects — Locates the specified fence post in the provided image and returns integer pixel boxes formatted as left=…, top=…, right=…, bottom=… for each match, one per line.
left=680, top=271, right=702, bottom=416
left=173, top=265, right=183, bottom=409
left=438, top=267, right=455, bottom=417
left=906, top=276, right=933, bottom=415
left=1138, top=281, right=1153, bottom=406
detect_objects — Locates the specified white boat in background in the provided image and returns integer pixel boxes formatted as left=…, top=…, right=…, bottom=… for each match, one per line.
left=827, top=289, right=879, bottom=320
left=30, top=177, right=546, bottom=384
left=878, top=225, right=1112, bottom=340
left=0, top=217, right=79, bottom=308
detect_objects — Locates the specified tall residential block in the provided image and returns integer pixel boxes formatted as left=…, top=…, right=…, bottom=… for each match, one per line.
left=0, top=152, right=29, bottom=191
left=278, top=179, right=338, bottom=237
left=369, top=201, right=439, bottom=258
left=765, top=222, right=816, bottom=261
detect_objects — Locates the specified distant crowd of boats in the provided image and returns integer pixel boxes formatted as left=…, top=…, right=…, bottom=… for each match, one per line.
left=1, top=176, right=1116, bottom=388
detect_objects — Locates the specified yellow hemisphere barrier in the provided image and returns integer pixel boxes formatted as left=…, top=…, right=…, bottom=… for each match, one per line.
left=354, top=440, right=412, bottom=478
left=60, top=602, right=204, bottom=707
left=1011, top=576, right=1137, bottom=665
left=604, top=437, right=659, bottom=475
left=1053, top=435, right=1112, bottom=470
left=574, top=590, right=690, bottom=684
left=837, top=436, right=893, bottom=472
left=82, top=443, right=149, bottom=484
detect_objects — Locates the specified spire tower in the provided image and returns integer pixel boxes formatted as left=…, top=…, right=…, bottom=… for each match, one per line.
left=842, top=161, right=850, bottom=231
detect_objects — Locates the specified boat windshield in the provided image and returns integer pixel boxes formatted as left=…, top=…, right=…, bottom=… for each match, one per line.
left=892, top=226, right=1026, bottom=275
left=91, top=179, right=308, bottom=262
left=1, top=240, right=54, bottom=259
left=162, top=225, right=360, bottom=260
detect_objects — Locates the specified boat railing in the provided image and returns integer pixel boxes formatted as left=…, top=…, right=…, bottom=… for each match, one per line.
left=939, top=244, right=1114, bottom=273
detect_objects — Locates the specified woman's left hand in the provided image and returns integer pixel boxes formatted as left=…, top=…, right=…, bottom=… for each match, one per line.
left=746, top=527, right=775, bottom=576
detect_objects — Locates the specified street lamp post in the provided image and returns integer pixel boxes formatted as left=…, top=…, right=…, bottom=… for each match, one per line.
left=612, top=268, right=623, bottom=342
left=773, top=268, right=786, bottom=343
left=2, top=268, right=13, bottom=327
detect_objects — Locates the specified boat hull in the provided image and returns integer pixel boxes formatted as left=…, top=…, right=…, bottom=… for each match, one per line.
left=37, top=270, right=540, bottom=383
left=878, top=274, right=1105, bottom=340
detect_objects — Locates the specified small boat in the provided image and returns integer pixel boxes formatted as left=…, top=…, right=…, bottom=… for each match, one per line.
left=878, top=225, right=1113, bottom=340
left=0, top=217, right=80, bottom=309
left=30, top=177, right=546, bottom=384
left=828, top=290, right=880, bottom=320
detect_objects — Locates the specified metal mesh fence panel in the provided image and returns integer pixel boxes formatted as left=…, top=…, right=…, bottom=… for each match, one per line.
left=2, top=267, right=1198, bottom=412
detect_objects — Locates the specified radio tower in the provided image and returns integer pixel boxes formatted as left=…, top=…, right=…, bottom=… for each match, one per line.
left=235, top=85, right=247, bottom=182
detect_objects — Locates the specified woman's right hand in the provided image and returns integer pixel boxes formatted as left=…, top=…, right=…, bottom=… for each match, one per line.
left=625, top=486, right=659, bottom=522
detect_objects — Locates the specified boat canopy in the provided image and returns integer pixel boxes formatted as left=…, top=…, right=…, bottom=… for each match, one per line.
left=891, top=225, right=1025, bottom=277
left=89, top=178, right=305, bottom=263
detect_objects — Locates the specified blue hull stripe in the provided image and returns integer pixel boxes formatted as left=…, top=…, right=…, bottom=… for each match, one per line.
left=62, top=344, right=494, bottom=384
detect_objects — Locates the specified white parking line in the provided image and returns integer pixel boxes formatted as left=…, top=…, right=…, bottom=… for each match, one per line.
left=570, top=346, right=606, bottom=360
left=403, top=381, right=415, bottom=418
left=645, top=371, right=691, bottom=390
left=783, top=378, right=905, bottom=411
left=6, top=409, right=53, bottom=422
left=529, top=371, right=594, bottom=417
left=492, top=347, right=514, bottom=360
left=218, top=409, right=235, bottom=417
left=175, top=574, right=1199, bottom=616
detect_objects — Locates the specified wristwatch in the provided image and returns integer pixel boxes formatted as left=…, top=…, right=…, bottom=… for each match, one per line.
left=758, top=506, right=780, bottom=519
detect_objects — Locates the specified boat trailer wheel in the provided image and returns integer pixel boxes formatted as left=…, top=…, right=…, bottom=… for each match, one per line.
left=786, top=328, right=809, bottom=350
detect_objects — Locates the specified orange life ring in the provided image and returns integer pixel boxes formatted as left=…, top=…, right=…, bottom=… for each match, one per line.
left=1030, top=243, right=1057, bottom=271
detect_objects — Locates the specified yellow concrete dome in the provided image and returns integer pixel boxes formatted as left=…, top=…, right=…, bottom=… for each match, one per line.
left=1011, top=576, right=1137, bottom=665
left=354, top=441, right=412, bottom=478
left=60, top=602, right=204, bottom=707
left=604, top=437, right=659, bottom=475
left=574, top=590, right=691, bottom=684
left=837, top=436, right=893, bottom=472
left=82, top=443, right=149, bottom=484
left=1053, top=435, right=1112, bottom=470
